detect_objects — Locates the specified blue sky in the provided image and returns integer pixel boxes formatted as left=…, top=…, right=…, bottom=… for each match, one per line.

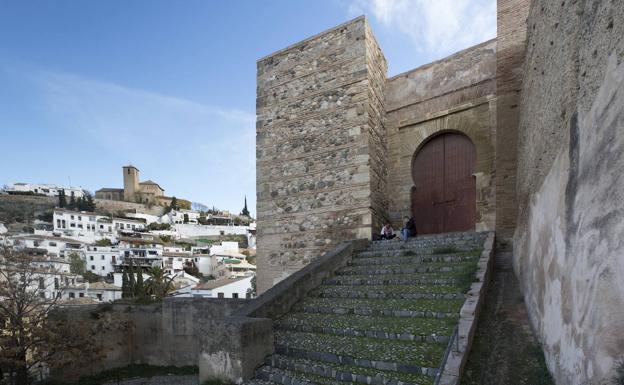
left=0, top=0, right=495, bottom=216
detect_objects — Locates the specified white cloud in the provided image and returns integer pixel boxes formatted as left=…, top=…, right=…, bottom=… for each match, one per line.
left=28, top=69, right=256, bottom=214
left=350, top=0, right=496, bottom=57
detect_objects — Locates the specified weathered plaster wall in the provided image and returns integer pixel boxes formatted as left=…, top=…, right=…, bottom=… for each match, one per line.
left=255, top=16, right=387, bottom=293
left=385, top=40, right=497, bottom=231
left=51, top=298, right=247, bottom=382
left=514, top=1, right=624, bottom=383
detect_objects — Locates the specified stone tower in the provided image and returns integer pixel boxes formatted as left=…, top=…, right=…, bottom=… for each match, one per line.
left=123, top=165, right=140, bottom=202
left=255, top=16, right=388, bottom=293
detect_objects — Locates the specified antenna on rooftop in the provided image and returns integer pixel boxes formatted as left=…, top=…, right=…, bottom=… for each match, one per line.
left=68, top=176, right=72, bottom=188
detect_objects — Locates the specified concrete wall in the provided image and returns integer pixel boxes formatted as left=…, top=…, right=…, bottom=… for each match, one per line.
left=255, top=16, right=387, bottom=293
left=385, top=40, right=497, bottom=231
left=51, top=298, right=247, bottom=382
left=514, top=1, right=624, bottom=383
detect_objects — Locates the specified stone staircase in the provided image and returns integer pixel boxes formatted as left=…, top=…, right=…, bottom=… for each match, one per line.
left=246, top=232, right=488, bottom=385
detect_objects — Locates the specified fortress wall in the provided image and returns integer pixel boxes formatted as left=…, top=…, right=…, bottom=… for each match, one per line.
left=514, top=1, right=624, bottom=383
left=255, top=16, right=387, bottom=293
left=495, top=0, right=531, bottom=249
left=385, top=40, right=498, bottom=231
left=50, top=298, right=247, bottom=382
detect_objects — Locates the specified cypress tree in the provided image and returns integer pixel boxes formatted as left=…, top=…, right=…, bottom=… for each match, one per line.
left=241, top=196, right=250, bottom=217
left=128, top=266, right=136, bottom=298
left=122, top=271, right=130, bottom=298
left=68, top=192, right=76, bottom=210
left=58, top=190, right=67, bottom=208
left=135, top=267, right=144, bottom=299
left=85, top=193, right=95, bottom=211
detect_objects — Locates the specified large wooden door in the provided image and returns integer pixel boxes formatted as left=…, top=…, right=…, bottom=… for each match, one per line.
left=411, top=133, right=476, bottom=234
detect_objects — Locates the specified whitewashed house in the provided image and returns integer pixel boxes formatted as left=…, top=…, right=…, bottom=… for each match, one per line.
left=171, top=275, right=253, bottom=299
left=11, top=234, right=84, bottom=259
left=63, top=281, right=122, bottom=302
left=6, top=183, right=85, bottom=198
left=85, top=246, right=119, bottom=277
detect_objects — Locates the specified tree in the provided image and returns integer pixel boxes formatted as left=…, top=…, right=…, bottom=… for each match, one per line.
left=76, top=196, right=84, bottom=211
left=67, top=192, right=76, bottom=210
left=170, top=197, right=179, bottom=211
left=246, top=275, right=257, bottom=298
left=241, top=196, right=250, bottom=217
left=95, top=238, right=112, bottom=247
left=0, top=247, right=102, bottom=385
left=121, top=271, right=130, bottom=299
left=134, top=267, right=144, bottom=299
left=57, top=190, right=67, bottom=209
left=67, top=252, right=85, bottom=275
left=183, top=213, right=189, bottom=224
left=128, top=266, right=136, bottom=297
left=83, top=193, right=96, bottom=212
left=144, top=267, right=175, bottom=300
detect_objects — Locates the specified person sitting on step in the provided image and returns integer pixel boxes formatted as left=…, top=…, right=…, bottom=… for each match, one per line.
left=400, top=215, right=417, bottom=242
left=380, top=222, right=396, bottom=240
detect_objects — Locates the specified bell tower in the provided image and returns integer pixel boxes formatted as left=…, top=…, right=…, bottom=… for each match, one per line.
left=123, top=165, right=140, bottom=202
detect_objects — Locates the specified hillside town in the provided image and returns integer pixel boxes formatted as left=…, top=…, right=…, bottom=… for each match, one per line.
left=0, top=165, right=257, bottom=305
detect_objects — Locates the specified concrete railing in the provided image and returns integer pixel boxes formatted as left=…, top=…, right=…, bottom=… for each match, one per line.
left=198, top=239, right=369, bottom=384
left=438, top=231, right=496, bottom=385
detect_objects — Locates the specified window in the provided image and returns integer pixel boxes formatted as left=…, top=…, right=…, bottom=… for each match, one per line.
left=57, top=219, right=61, bottom=227
left=69, top=292, right=75, bottom=299
left=78, top=216, right=82, bottom=221
left=39, top=292, right=45, bottom=299
left=232, top=293, right=239, bottom=299
left=78, top=224, right=83, bottom=229
left=79, top=293, right=84, bottom=298
left=54, top=278, right=59, bottom=289
left=101, top=266, right=105, bottom=270
left=100, top=225, right=104, bottom=229
left=91, top=265, right=95, bottom=270
left=97, top=294, right=102, bottom=300
left=49, top=242, right=57, bottom=247
left=70, top=215, right=74, bottom=220
left=70, top=223, right=75, bottom=228
left=217, top=292, right=224, bottom=298
left=89, top=255, right=94, bottom=261
left=101, top=255, right=105, bottom=260
left=38, top=277, right=44, bottom=289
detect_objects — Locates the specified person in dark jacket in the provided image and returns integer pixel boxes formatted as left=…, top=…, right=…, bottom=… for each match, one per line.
left=401, top=215, right=416, bottom=242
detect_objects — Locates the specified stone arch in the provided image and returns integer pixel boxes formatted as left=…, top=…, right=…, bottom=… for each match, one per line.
left=387, top=107, right=496, bottom=232
left=410, top=131, right=477, bottom=234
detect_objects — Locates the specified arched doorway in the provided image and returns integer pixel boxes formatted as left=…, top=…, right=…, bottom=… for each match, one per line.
left=410, top=132, right=476, bottom=234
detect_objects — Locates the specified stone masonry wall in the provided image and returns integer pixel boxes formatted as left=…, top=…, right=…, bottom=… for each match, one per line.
left=495, top=0, right=531, bottom=249
left=255, top=16, right=387, bottom=293
left=385, top=40, right=497, bottom=232
left=51, top=298, right=247, bottom=382
left=514, top=0, right=624, bottom=383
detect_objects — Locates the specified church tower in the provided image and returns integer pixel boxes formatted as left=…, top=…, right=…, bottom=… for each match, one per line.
left=123, top=165, right=140, bottom=202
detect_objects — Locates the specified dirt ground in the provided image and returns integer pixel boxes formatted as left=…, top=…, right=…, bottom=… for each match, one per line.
left=460, top=252, right=553, bottom=385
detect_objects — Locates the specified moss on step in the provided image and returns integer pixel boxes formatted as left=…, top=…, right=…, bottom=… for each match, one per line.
left=276, top=312, right=458, bottom=337
left=298, top=297, right=465, bottom=314
left=312, top=283, right=464, bottom=296
left=275, top=331, right=446, bottom=368
left=270, top=354, right=435, bottom=385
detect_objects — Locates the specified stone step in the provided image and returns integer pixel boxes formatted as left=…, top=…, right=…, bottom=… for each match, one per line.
left=347, top=253, right=479, bottom=266
left=243, top=379, right=282, bottom=385
left=274, top=331, right=443, bottom=376
left=335, top=261, right=476, bottom=276
left=255, top=365, right=329, bottom=385
left=367, top=240, right=484, bottom=252
left=273, top=313, right=456, bottom=344
left=275, top=312, right=458, bottom=342
left=311, top=285, right=465, bottom=300
left=294, top=297, right=464, bottom=318
left=356, top=247, right=481, bottom=259
left=265, top=354, right=436, bottom=385
left=324, top=275, right=463, bottom=286
left=370, top=231, right=485, bottom=246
